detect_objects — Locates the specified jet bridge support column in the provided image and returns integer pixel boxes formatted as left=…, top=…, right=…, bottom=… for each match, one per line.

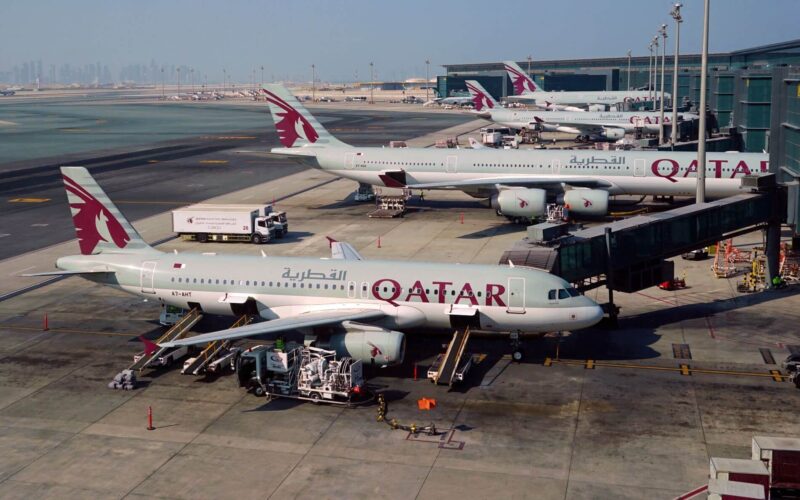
left=604, top=227, right=618, bottom=326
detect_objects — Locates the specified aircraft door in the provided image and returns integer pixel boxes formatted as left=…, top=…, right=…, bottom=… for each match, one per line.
left=140, top=261, right=157, bottom=294
left=446, top=155, right=458, bottom=173
left=634, top=158, right=646, bottom=177
left=347, top=281, right=357, bottom=299
left=507, top=277, right=526, bottom=314
left=344, top=152, right=356, bottom=170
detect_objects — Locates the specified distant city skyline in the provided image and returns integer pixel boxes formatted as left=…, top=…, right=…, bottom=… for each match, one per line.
left=1, top=0, right=798, bottom=85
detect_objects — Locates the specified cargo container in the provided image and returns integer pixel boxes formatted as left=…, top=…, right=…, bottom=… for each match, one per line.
left=709, top=457, right=769, bottom=499
left=752, top=435, right=800, bottom=491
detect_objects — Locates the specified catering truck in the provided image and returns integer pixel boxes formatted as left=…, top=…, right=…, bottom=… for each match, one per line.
left=172, top=204, right=277, bottom=244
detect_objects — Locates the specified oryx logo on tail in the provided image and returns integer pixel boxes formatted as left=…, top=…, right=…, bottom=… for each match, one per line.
left=504, top=61, right=539, bottom=95
left=261, top=88, right=319, bottom=147
left=63, top=174, right=130, bottom=255
left=466, top=82, right=495, bottom=112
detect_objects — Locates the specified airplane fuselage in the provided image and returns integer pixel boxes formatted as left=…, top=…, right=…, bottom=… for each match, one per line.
left=509, top=90, right=665, bottom=107
left=59, top=251, right=602, bottom=334
left=485, top=109, right=697, bottom=134
left=295, top=147, right=768, bottom=198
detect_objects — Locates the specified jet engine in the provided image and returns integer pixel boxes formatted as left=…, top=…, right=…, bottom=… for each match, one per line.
left=600, top=127, right=626, bottom=140
left=562, top=189, right=609, bottom=216
left=587, top=104, right=606, bottom=112
left=491, top=188, right=547, bottom=218
left=328, top=326, right=405, bottom=367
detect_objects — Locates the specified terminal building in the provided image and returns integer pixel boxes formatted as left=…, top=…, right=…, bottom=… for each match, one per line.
left=438, top=39, right=800, bottom=154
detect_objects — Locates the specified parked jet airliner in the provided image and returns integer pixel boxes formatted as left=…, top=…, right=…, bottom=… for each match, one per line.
left=503, top=61, right=661, bottom=110
left=466, top=80, right=697, bottom=141
left=262, top=84, right=767, bottom=220
left=27, top=167, right=604, bottom=362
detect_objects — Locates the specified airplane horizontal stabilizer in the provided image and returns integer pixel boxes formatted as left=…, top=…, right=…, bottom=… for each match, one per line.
left=160, top=308, right=386, bottom=348
left=22, top=269, right=114, bottom=277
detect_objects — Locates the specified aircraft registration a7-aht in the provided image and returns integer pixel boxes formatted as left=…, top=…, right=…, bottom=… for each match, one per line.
left=261, top=84, right=767, bottom=221
left=27, top=167, right=604, bottom=363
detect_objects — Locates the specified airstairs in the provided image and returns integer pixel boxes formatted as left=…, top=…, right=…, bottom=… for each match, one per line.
left=129, top=308, right=203, bottom=372
left=181, top=314, right=253, bottom=375
left=431, top=327, right=471, bottom=386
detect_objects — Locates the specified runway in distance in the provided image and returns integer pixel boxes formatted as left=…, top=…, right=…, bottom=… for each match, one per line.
left=466, top=80, right=697, bottom=141
left=503, top=61, right=661, bottom=110
left=26, top=167, right=604, bottom=363
left=262, top=84, right=767, bottom=219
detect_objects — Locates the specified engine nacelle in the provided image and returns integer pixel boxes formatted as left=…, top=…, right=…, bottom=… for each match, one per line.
left=601, top=127, right=626, bottom=140
left=491, top=188, right=547, bottom=218
left=328, top=328, right=405, bottom=367
left=562, top=189, right=609, bottom=216
left=587, top=104, right=606, bottom=112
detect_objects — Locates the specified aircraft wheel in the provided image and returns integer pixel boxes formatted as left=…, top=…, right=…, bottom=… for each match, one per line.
left=512, top=350, right=524, bottom=362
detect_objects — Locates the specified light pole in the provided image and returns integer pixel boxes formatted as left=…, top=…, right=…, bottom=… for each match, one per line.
left=160, top=67, right=164, bottom=98
left=190, top=68, right=194, bottom=93
left=648, top=41, right=654, bottom=106
left=659, top=24, right=668, bottom=144
left=696, top=0, right=710, bottom=204
left=260, top=65, right=264, bottom=87
left=425, top=59, right=430, bottom=102
left=222, top=68, right=227, bottom=94
left=177, top=67, right=181, bottom=95
left=652, top=36, right=659, bottom=110
left=311, top=64, right=315, bottom=101
left=626, top=50, right=632, bottom=90
left=527, top=54, right=532, bottom=76
left=369, top=62, right=374, bottom=104
left=670, top=3, right=683, bottom=144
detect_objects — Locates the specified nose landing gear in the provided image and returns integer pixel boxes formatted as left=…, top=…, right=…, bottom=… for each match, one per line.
left=510, top=331, right=524, bottom=362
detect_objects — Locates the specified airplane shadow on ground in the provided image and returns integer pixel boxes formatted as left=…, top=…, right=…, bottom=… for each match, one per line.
left=264, top=231, right=314, bottom=245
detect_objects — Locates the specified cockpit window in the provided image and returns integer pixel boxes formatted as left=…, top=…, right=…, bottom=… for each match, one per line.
left=548, top=289, right=557, bottom=300
left=558, top=289, right=570, bottom=300
left=566, top=287, right=580, bottom=297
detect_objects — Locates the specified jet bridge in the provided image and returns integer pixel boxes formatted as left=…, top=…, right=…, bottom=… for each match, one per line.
left=500, top=175, right=785, bottom=318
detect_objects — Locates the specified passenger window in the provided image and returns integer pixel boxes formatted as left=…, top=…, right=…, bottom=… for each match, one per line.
left=548, top=289, right=557, bottom=300
left=558, top=289, right=570, bottom=300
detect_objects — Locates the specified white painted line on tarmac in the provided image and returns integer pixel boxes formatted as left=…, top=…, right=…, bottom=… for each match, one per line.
left=10, top=266, right=35, bottom=276
left=30, top=223, right=49, bottom=227
left=0, top=233, right=9, bottom=238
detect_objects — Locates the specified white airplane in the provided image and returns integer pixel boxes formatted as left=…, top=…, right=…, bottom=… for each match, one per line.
left=503, top=61, right=661, bottom=110
left=424, top=94, right=473, bottom=107
left=466, top=80, right=697, bottom=142
left=261, top=84, right=767, bottom=220
left=27, top=167, right=604, bottom=362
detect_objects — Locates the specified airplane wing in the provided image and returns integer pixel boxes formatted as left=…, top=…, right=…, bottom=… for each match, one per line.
left=330, top=241, right=364, bottom=260
left=409, top=176, right=615, bottom=191
left=23, top=269, right=113, bottom=277
left=160, top=308, right=386, bottom=348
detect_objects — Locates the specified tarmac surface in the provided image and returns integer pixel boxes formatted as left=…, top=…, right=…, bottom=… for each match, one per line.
left=0, top=96, right=798, bottom=499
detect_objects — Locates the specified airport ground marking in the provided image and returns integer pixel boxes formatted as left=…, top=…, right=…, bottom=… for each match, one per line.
left=546, top=358, right=789, bottom=382
left=2, top=324, right=140, bottom=338
left=8, top=198, right=50, bottom=203
left=199, top=160, right=228, bottom=164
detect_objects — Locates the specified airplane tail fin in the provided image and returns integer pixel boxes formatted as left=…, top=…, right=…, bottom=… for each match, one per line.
left=503, top=60, right=541, bottom=95
left=60, top=166, right=156, bottom=255
left=261, top=84, right=349, bottom=149
left=465, top=80, right=498, bottom=112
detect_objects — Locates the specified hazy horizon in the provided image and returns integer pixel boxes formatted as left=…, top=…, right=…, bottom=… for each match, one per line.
left=1, top=0, right=797, bottom=84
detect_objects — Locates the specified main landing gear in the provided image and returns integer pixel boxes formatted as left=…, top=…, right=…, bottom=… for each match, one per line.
left=510, top=331, right=524, bottom=362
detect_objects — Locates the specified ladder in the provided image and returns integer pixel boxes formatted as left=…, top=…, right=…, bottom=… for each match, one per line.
left=129, top=308, right=203, bottom=372
left=433, top=327, right=471, bottom=386
left=182, top=315, right=253, bottom=375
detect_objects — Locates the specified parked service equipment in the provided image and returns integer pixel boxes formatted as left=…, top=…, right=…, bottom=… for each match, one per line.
left=236, top=344, right=366, bottom=405
left=709, top=457, right=769, bottom=499
left=172, top=204, right=277, bottom=244
left=108, top=369, right=137, bottom=390
left=751, top=435, right=800, bottom=491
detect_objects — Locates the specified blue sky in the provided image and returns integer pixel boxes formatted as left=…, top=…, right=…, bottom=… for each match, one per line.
left=1, top=0, right=797, bottom=82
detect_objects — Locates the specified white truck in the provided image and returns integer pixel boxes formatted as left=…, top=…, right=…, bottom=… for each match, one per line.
left=172, top=204, right=277, bottom=244
left=191, top=204, right=289, bottom=239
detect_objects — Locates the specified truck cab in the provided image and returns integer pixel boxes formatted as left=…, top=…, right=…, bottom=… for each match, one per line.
left=268, top=211, right=288, bottom=238
left=254, top=216, right=276, bottom=243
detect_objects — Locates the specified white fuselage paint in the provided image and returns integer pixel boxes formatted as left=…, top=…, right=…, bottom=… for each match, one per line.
left=509, top=90, right=664, bottom=107
left=59, top=252, right=603, bottom=334
left=483, top=110, right=697, bottom=134
left=292, top=147, right=768, bottom=198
